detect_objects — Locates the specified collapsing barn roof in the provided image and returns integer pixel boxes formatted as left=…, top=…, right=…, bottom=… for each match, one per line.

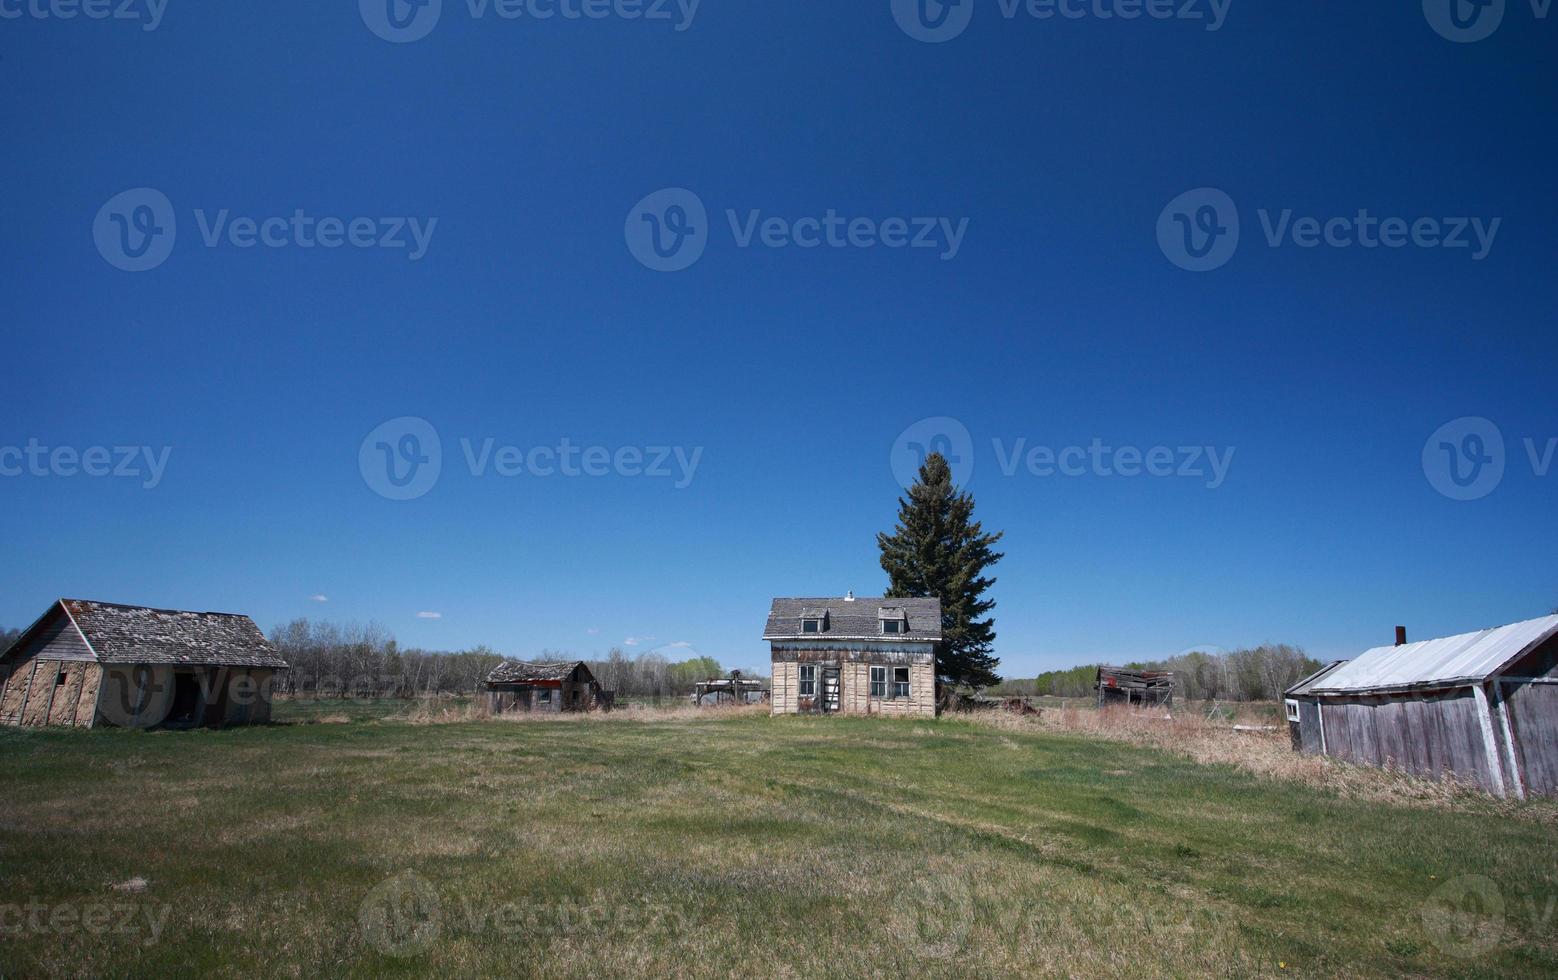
left=486, top=660, right=588, bottom=685
left=10, top=599, right=288, bottom=668
left=1303, top=615, right=1558, bottom=696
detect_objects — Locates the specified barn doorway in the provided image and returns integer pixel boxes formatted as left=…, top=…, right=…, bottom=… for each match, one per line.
left=821, top=668, right=840, bottom=713
left=165, top=672, right=203, bottom=728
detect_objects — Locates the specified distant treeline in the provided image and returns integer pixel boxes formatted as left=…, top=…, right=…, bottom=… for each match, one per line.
left=990, top=644, right=1324, bottom=703
left=0, top=627, right=19, bottom=657
left=264, top=618, right=750, bottom=699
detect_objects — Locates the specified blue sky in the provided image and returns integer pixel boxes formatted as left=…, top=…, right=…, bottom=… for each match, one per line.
left=2, top=2, right=1554, bottom=675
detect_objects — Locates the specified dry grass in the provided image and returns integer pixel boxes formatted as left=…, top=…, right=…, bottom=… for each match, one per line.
left=965, top=703, right=1558, bottom=821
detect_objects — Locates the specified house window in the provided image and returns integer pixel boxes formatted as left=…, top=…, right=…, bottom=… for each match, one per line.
left=892, top=667, right=911, bottom=699
left=56, top=669, right=68, bottom=686
left=870, top=666, right=887, bottom=698
left=798, top=664, right=816, bottom=697
left=538, top=689, right=552, bottom=704
left=802, top=619, right=821, bottom=634
left=882, top=619, right=903, bottom=635
left=1285, top=700, right=1300, bottom=722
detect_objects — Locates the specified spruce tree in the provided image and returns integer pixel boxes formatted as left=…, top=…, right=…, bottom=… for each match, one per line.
left=877, top=452, right=1004, bottom=689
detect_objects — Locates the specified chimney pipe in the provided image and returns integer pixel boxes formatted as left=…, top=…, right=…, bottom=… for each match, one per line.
left=1395, top=626, right=1407, bottom=647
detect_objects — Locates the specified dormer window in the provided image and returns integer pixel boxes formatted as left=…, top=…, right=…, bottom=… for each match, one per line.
left=879, top=607, right=909, bottom=635
left=800, top=608, right=829, bottom=634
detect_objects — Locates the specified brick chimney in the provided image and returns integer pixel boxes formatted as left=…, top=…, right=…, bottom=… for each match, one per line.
left=1395, top=626, right=1408, bottom=647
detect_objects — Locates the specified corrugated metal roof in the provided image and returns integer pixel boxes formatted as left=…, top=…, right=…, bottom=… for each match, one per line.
left=1308, top=615, right=1558, bottom=695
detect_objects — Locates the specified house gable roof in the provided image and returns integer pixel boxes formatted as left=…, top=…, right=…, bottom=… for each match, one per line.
left=6, top=599, right=288, bottom=669
left=764, top=597, right=942, bottom=641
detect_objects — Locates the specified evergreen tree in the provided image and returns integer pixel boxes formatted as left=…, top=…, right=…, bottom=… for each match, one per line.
left=877, top=452, right=1004, bottom=688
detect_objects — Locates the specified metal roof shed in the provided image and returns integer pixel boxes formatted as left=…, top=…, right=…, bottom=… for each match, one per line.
left=1284, top=616, right=1558, bottom=798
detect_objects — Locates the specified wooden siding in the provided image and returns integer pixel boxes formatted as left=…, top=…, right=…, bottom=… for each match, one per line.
left=1317, top=690, right=1498, bottom=791
left=1504, top=680, right=1558, bottom=795
left=771, top=648, right=935, bottom=718
left=0, top=658, right=102, bottom=729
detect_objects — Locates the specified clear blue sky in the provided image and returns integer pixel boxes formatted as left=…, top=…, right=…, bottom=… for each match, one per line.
left=3, top=3, right=1554, bottom=675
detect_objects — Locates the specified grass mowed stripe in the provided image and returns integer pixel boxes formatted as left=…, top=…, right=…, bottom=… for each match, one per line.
left=1, top=713, right=1553, bottom=978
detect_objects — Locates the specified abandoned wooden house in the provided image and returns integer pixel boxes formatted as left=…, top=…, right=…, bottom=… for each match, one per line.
left=1095, top=666, right=1175, bottom=708
left=1284, top=616, right=1558, bottom=798
left=766, top=594, right=940, bottom=716
left=485, top=660, right=608, bottom=713
left=0, top=599, right=288, bottom=729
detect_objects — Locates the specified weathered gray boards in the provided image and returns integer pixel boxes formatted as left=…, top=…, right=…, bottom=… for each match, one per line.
left=1285, top=616, right=1558, bottom=798
left=766, top=595, right=940, bottom=717
left=0, top=599, right=288, bottom=729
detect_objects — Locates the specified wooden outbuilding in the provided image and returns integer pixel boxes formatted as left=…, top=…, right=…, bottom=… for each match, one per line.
left=766, top=594, right=940, bottom=717
left=485, top=660, right=607, bottom=713
left=1284, top=616, right=1558, bottom=798
left=1095, top=666, right=1175, bottom=708
left=0, top=599, right=288, bottom=729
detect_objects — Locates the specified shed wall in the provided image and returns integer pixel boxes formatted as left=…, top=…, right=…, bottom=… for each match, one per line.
left=1317, top=690, right=1497, bottom=791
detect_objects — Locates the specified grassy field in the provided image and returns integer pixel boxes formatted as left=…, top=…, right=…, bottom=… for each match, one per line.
left=1, top=706, right=1554, bottom=978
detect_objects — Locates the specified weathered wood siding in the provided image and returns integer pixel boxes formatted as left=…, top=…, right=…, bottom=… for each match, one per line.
left=771, top=647, right=935, bottom=717
left=1318, top=690, right=1497, bottom=791
left=1504, top=681, right=1558, bottom=795
left=0, top=657, right=103, bottom=729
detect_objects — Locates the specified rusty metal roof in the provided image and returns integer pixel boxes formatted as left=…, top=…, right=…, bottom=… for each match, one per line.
left=1307, top=615, right=1558, bottom=695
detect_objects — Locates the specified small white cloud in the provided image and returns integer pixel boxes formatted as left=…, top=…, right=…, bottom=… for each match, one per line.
left=624, top=635, right=655, bottom=647
left=416, top=611, right=443, bottom=620
left=663, top=641, right=693, bottom=650
left=309, top=595, right=329, bottom=603
left=586, top=627, right=600, bottom=635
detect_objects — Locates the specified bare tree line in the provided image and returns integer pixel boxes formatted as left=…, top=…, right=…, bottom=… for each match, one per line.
left=263, top=619, right=757, bottom=700
left=993, top=644, right=1324, bottom=703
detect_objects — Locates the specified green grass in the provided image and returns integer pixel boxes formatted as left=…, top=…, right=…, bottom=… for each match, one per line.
left=1, top=712, right=1553, bottom=978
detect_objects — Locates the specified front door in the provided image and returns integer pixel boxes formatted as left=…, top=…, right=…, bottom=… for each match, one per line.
left=822, top=668, right=841, bottom=713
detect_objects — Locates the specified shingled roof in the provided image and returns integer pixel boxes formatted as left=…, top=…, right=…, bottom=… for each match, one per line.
left=487, top=660, right=590, bottom=685
left=764, top=596, right=942, bottom=641
left=25, top=599, right=289, bottom=668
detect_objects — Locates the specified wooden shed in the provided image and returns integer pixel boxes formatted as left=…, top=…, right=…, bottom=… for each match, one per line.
left=0, top=599, right=288, bottom=730
left=766, top=594, right=940, bottom=717
left=1284, top=616, right=1558, bottom=798
left=485, top=660, right=607, bottom=714
left=1095, top=666, right=1175, bottom=708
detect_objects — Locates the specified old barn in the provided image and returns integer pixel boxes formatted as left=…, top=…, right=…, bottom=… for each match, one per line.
left=0, top=599, right=288, bottom=730
left=1285, top=616, right=1558, bottom=798
left=766, top=594, right=940, bottom=717
left=485, top=660, right=607, bottom=713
